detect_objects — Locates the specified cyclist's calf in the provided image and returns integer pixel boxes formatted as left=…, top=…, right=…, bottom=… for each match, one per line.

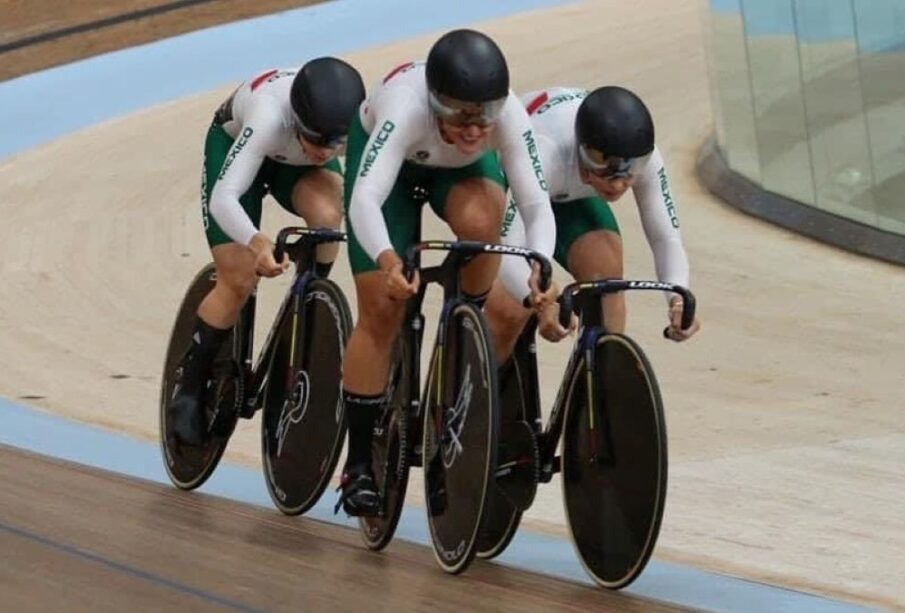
left=344, top=271, right=408, bottom=393
left=485, top=282, right=532, bottom=363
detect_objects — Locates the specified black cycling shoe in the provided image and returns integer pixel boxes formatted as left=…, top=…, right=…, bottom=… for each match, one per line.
left=334, top=465, right=380, bottom=517
left=169, top=353, right=210, bottom=447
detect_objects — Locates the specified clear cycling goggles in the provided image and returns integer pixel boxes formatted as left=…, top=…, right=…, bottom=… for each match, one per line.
left=296, top=118, right=347, bottom=149
left=578, top=144, right=636, bottom=179
left=428, top=90, right=506, bottom=127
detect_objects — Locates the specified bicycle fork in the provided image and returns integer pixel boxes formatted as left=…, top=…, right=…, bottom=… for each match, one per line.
left=584, top=335, right=615, bottom=467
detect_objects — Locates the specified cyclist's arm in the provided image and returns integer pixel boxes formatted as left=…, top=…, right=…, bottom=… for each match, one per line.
left=497, top=97, right=556, bottom=262
left=497, top=133, right=563, bottom=303
left=347, top=94, right=418, bottom=265
left=209, top=104, right=282, bottom=246
left=631, top=146, right=690, bottom=296
left=498, top=194, right=534, bottom=304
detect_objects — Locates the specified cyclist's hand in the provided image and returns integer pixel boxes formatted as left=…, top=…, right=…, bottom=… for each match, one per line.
left=537, top=299, right=576, bottom=343
left=527, top=262, right=558, bottom=310
left=378, top=250, right=419, bottom=300
left=250, top=233, right=288, bottom=278
left=666, top=295, right=700, bottom=342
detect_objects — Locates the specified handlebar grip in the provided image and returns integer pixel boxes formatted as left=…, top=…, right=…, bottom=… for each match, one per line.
left=403, top=245, right=419, bottom=282
left=273, top=229, right=291, bottom=265
left=535, top=256, right=552, bottom=293
left=664, top=288, right=696, bottom=339
left=678, top=291, right=696, bottom=331
left=558, top=293, right=573, bottom=329
left=667, top=287, right=696, bottom=332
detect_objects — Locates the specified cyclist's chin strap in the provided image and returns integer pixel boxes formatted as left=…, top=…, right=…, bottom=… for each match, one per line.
left=462, top=289, right=490, bottom=310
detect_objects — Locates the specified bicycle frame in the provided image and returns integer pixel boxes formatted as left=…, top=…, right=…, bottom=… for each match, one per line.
left=395, top=240, right=553, bottom=464
left=233, top=227, right=346, bottom=417
left=394, top=245, right=499, bottom=464
left=512, top=279, right=696, bottom=482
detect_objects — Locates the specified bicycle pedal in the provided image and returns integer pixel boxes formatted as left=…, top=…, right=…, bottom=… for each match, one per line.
left=409, top=444, right=423, bottom=467
left=494, top=465, right=512, bottom=478
left=539, top=456, right=561, bottom=483
left=238, top=400, right=256, bottom=419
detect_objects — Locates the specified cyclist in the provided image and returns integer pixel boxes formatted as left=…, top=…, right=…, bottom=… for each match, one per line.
left=486, top=85, right=701, bottom=363
left=169, top=57, right=366, bottom=446
left=337, top=29, right=557, bottom=516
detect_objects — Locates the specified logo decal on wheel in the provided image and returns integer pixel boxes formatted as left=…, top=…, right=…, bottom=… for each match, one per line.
left=276, top=370, right=311, bottom=457
left=442, top=364, right=472, bottom=469
left=305, top=290, right=345, bottom=423
left=439, top=539, right=466, bottom=561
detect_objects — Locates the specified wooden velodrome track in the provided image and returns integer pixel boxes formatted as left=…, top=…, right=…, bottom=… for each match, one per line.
left=1, top=0, right=903, bottom=610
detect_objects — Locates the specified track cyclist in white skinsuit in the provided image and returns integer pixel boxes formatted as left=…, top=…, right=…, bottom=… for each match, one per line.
left=485, top=85, right=702, bottom=364
left=336, top=29, right=558, bottom=516
left=169, top=57, right=366, bottom=446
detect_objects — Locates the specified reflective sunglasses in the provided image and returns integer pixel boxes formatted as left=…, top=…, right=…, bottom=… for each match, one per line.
left=578, top=144, right=636, bottom=179
left=297, top=120, right=347, bottom=149
left=428, top=90, right=506, bottom=128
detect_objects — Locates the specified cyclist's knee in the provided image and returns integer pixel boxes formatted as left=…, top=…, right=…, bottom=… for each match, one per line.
left=487, top=286, right=528, bottom=333
left=446, top=180, right=505, bottom=241
left=292, top=170, right=343, bottom=226
left=354, top=277, right=406, bottom=341
left=313, top=201, right=343, bottom=229
left=211, top=246, right=257, bottom=306
left=567, top=231, right=623, bottom=281
left=214, top=273, right=256, bottom=308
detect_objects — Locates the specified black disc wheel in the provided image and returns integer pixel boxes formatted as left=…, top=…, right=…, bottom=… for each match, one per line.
left=423, top=302, right=499, bottom=574
left=160, top=264, right=241, bottom=490
left=261, top=278, right=352, bottom=516
left=561, top=333, right=667, bottom=589
left=476, top=351, right=536, bottom=560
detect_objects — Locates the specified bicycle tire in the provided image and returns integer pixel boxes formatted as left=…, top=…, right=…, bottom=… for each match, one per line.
left=423, top=302, right=499, bottom=574
left=476, top=355, right=529, bottom=560
left=261, top=277, right=352, bottom=516
left=359, top=334, right=414, bottom=550
left=159, top=264, right=240, bottom=490
left=561, top=333, right=667, bottom=589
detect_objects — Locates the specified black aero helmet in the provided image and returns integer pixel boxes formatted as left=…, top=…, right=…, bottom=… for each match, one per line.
left=426, top=29, right=510, bottom=125
left=290, top=57, right=365, bottom=147
left=575, top=86, right=654, bottom=177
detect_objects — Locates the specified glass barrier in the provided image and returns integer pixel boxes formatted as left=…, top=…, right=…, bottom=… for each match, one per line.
left=705, top=0, right=905, bottom=237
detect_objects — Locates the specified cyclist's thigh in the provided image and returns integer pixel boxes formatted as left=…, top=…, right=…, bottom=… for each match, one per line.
left=343, top=115, right=422, bottom=275
left=428, top=151, right=506, bottom=223
left=201, top=122, right=268, bottom=248
left=552, top=196, right=621, bottom=275
left=269, top=158, right=343, bottom=217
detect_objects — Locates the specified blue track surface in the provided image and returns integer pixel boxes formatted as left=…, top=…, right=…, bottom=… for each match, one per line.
left=0, top=399, right=869, bottom=612
left=0, top=0, right=570, bottom=159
